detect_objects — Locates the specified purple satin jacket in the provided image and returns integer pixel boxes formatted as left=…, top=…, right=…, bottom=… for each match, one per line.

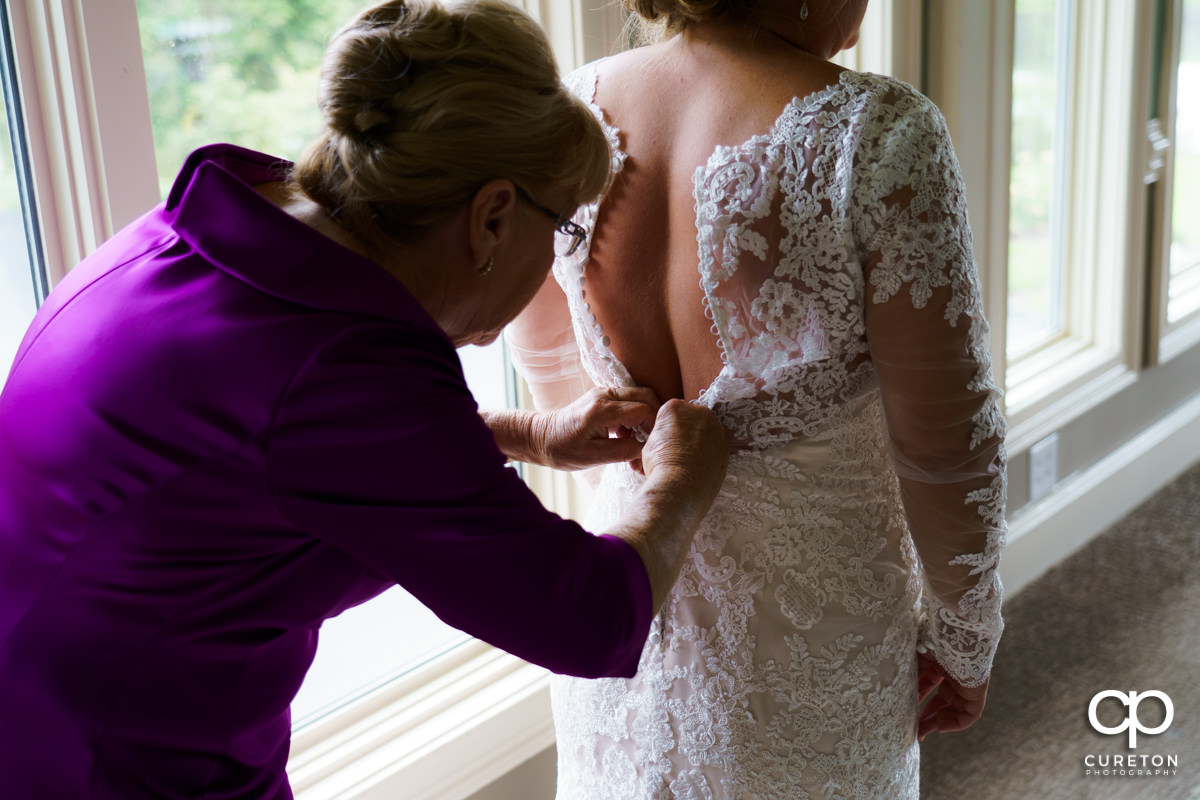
left=0, top=145, right=652, bottom=799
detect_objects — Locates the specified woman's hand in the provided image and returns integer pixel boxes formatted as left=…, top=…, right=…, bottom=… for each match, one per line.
left=917, top=650, right=989, bottom=741
left=607, top=400, right=729, bottom=612
left=482, top=387, right=660, bottom=470
left=532, top=387, right=660, bottom=471
left=640, top=399, right=729, bottom=507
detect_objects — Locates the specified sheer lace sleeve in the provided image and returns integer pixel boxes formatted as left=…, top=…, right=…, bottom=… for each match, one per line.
left=857, top=86, right=1007, bottom=688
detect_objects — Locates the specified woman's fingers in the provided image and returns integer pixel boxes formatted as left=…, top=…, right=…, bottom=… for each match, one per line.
left=604, top=385, right=661, bottom=409
left=582, top=435, right=647, bottom=464
left=594, top=387, right=660, bottom=437
left=640, top=399, right=729, bottom=499
left=536, top=386, right=660, bottom=470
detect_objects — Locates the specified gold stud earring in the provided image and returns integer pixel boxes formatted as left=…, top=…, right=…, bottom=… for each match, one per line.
left=478, top=255, right=494, bottom=276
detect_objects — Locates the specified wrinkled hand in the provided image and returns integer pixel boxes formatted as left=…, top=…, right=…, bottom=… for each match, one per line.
left=640, top=399, right=729, bottom=507
left=535, top=387, right=660, bottom=471
left=917, top=650, right=989, bottom=741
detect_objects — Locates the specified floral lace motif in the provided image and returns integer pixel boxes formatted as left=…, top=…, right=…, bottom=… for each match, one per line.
left=550, top=64, right=1006, bottom=799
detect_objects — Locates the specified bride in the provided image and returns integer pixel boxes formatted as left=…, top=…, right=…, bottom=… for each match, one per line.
left=508, top=1, right=1007, bottom=797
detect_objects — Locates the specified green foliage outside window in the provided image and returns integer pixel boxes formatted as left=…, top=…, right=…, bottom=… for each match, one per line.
left=137, top=0, right=367, bottom=197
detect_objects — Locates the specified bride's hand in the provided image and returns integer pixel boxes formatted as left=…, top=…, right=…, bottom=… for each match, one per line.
left=533, top=387, right=660, bottom=471
left=916, top=650, right=989, bottom=741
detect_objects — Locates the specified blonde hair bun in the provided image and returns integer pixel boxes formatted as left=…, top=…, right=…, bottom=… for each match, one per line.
left=294, top=0, right=610, bottom=241
left=624, top=0, right=746, bottom=35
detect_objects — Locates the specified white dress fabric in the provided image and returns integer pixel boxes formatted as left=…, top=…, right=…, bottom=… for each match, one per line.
left=513, top=64, right=1007, bottom=800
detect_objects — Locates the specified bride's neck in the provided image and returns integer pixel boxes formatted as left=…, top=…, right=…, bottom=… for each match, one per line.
left=681, top=15, right=826, bottom=62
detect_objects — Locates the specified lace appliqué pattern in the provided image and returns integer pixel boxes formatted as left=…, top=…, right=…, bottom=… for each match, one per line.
left=548, top=65, right=1006, bottom=800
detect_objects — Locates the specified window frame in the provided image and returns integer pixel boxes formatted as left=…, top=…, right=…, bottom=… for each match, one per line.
left=927, top=0, right=1155, bottom=454
left=5, top=0, right=158, bottom=287
left=5, top=2, right=629, bottom=797
left=1148, top=0, right=1200, bottom=364
left=1, top=0, right=47, bottom=304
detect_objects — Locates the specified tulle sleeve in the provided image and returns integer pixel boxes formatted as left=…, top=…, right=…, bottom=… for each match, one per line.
left=507, top=271, right=595, bottom=413
left=857, top=86, right=1008, bottom=688
left=508, top=60, right=617, bottom=414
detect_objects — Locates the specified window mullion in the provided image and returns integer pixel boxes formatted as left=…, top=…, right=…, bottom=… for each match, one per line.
left=5, top=0, right=157, bottom=286
left=925, top=0, right=1012, bottom=406
left=1150, top=0, right=1200, bottom=361
left=1002, top=0, right=1150, bottom=440
left=0, top=0, right=46, bottom=302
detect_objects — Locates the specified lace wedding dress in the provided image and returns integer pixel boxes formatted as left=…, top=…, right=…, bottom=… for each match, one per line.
left=511, top=63, right=1007, bottom=800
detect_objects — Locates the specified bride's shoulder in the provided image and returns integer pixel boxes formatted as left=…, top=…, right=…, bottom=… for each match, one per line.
left=565, top=47, right=674, bottom=124
left=829, top=71, right=941, bottom=121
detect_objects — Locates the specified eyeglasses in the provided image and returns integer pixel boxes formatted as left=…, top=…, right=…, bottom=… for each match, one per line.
left=514, top=185, right=588, bottom=258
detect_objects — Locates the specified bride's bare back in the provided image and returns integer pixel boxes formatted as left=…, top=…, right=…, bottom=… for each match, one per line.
left=567, top=25, right=849, bottom=402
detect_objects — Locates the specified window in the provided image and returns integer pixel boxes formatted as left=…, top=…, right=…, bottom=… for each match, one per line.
left=1150, top=0, right=1200, bottom=362
left=0, top=0, right=624, bottom=794
left=942, top=0, right=1149, bottom=446
left=135, top=0, right=540, bottom=728
left=1166, top=0, right=1200, bottom=324
left=1008, top=0, right=1071, bottom=358
left=135, top=0, right=363, bottom=195
left=0, top=3, right=43, bottom=377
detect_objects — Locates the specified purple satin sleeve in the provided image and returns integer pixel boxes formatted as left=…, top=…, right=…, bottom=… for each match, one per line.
left=267, top=321, right=653, bottom=678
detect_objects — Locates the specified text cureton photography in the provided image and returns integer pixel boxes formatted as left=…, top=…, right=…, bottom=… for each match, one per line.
left=1083, top=753, right=1179, bottom=778
left=1083, top=690, right=1181, bottom=779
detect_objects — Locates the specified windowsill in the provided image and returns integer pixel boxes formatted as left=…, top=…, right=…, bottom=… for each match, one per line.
left=289, top=642, right=554, bottom=800
left=1004, top=339, right=1136, bottom=454
left=1157, top=312, right=1200, bottom=365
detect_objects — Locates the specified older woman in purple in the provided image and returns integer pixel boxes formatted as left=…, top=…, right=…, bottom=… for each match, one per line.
left=0, top=2, right=728, bottom=797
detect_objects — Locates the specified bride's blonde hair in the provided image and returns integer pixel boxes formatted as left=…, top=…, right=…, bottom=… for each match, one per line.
left=293, top=0, right=610, bottom=242
left=623, top=1, right=853, bottom=42
left=622, top=0, right=753, bottom=38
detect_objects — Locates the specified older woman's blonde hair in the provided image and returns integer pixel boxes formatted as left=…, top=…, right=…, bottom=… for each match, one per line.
left=293, top=0, right=610, bottom=242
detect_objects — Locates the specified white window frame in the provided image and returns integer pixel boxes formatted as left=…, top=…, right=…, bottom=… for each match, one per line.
left=927, top=0, right=1155, bottom=454
left=0, top=0, right=47, bottom=314
left=844, top=0, right=922, bottom=85
left=1148, top=0, right=1200, bottom=364
left=6, top=0, right=158, bottom=287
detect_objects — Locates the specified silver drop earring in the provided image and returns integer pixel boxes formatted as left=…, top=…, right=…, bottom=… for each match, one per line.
left=800, top=2, right=809, bottom=19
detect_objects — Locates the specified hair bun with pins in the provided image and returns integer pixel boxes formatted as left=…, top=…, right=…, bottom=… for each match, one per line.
left=292, top=0, right=611, bottom=242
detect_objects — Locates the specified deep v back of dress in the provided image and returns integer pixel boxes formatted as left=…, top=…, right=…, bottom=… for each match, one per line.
left=559, top=35, right=851, bottom=406
left=509, top=35, right=1007, bottom=800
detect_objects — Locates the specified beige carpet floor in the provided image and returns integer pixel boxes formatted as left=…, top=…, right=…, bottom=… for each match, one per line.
left=920, top=461, right=1200, bottom=799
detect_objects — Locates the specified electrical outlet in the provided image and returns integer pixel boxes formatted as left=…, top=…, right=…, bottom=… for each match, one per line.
left=1028, top=433, right=1059, bottom=503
